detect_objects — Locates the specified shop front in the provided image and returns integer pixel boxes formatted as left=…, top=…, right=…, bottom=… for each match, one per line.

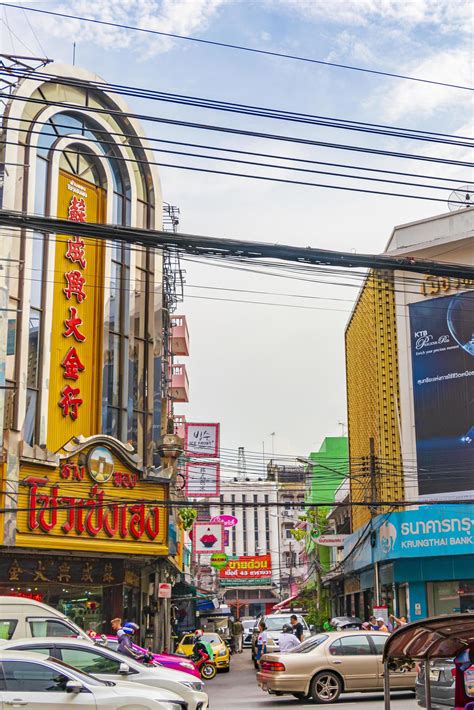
left=3, top=435, right=169, bottom=635
left=343, top=504, right=474, bottom=622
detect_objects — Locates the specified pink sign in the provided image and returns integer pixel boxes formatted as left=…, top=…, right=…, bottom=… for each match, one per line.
left=210, top=514, right=238, bottom=528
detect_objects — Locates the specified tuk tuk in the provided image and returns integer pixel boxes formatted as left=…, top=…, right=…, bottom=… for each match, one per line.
left=383, top=614, right=474, bottom=710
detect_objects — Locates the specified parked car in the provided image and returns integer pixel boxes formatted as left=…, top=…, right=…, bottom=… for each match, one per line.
left=242, top=620, right=255, bottom=648
left=251, top=613, right=311, bottom=659
left=256, top=631, right=416, bottom=703
left=415, top=658, right=455, bottom=708
left=176, top=632, right=230, bottom=672
left=103, top=635, right=200, bottom=678
left=330, top=616, right=363, bottom=630
left=2, top=637, right=208, bottom=710
left=0, top=649, right=187, bottom=710
left=0, top=596, right=89, bottom=640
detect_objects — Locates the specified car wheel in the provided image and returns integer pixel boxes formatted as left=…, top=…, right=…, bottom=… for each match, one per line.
left=310, top=671, right=342, bottom=704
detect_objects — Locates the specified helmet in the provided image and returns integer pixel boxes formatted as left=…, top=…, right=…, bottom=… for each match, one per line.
left=282, top=624, right=293, bottom=633
left=123, top=622, right=139, bottom=633
left=122, top=626, right=134, bottom=635
left=194, top=629, right=203, bottom=638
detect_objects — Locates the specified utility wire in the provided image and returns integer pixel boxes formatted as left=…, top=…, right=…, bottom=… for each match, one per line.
left=2, top=66, right=473, bottom=147
left=2, top=3, right=473, bottom=91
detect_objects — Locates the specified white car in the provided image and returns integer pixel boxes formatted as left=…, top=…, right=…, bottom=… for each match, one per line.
left=2, top=638, right=208, bottom=710
left=0, top=649, right=186, bottom=710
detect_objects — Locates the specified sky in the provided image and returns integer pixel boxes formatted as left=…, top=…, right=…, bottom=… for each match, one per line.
left=1, top=0, right=473, bottom=467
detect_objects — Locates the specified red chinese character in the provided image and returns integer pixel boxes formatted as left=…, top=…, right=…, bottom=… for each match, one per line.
left=58, top=385, right=83, bottom=420
left=63, top=307, right=86, bottom=342
left=61, top=347, right=85, bottom=381
left=63, top=271, right=86, bottom=303
left=68, top=195, right=86, bottom=223
left=65, top=236, right=87, bottom=269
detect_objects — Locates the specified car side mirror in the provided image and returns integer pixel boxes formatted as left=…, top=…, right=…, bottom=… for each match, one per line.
left=309, top=624, right=315, bottom=631
left=66, top=680, right=83, bottom=694
left=119, top=662, right=130, bottom=675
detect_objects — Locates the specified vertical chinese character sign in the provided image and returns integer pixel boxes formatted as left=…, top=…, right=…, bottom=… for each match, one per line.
left=185, top=462, right=220, bottom=497
left=48, top=173, right=106, bottom=452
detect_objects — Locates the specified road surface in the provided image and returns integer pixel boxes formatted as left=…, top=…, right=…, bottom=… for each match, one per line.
left=206, top=650, right=419, bottom=709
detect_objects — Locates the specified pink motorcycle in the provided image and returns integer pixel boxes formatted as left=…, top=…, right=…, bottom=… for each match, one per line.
left=101, top=635, right=200, bottom=678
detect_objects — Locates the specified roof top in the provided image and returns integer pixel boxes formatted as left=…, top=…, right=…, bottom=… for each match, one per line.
left=383, top=614, right=474, bottom=662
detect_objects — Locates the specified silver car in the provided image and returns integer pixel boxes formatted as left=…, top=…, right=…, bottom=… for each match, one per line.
left=3, top=638, right=208, bottom=710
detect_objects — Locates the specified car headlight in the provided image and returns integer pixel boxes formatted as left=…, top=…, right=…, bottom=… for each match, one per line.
left=180, top=680, right=204, bottom=692
left=179, top=661, right=196, bottom=671
left=218, top=649, right=227, bottom=656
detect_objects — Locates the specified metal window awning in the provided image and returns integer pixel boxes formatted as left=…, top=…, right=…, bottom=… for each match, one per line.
left=272, top=594, right=299, bottom=611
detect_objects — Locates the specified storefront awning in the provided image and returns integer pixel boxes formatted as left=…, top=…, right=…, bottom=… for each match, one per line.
left=272, top=594, right=299, bottom=611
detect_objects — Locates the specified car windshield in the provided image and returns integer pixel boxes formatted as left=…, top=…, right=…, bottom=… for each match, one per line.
left=47, top=656, right=114, bottom=686
left=265, top=616, right=306, bottom=631
left=203, top=633, right=221, bottom=644
left=242, top=621, right=254, bottom=629
left=288, top=634, right=328, bottom=654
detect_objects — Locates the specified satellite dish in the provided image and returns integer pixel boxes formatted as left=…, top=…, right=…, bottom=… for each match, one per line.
left=448, top=185, right=474, bottom=211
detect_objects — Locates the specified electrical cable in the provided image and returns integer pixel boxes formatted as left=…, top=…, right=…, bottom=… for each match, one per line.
left=2, top=3, right=473, bottom=92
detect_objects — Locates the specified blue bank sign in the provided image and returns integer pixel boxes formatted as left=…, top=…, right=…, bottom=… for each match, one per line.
left=344, top=505, right=474, bottom=571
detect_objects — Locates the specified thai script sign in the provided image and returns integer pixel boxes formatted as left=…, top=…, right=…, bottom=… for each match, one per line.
left=219, top=554, right=272, bottom=586
left=15, top=445, right=168, bottom=556
left=210, top=514, right=238, bottom=528
left=185, top=462, right=220, bottom=497
left=185, top=423, right=220, bottom=457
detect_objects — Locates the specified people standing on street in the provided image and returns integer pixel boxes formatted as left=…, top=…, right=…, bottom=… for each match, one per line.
left=368, top=615, right=379, bottom=630
left=255, top=620, right=268, bottom=663
left=290, top=614, right=304, bottom=642
left=322, top=618, right=335, bottom=632
left=390, top=613, right=407, bottom=629
left=376, top=617, right=389, bottom=632
left=111, top=617, right=126, bottom=640
left=232, top=617, right=243, bottom=653
left=279, top=624, right=301, bottom=652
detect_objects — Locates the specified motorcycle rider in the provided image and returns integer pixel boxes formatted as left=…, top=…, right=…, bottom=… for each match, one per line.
left=192, top=629, right=214, bottom=662
left=117, top=622, right=150, bottom=662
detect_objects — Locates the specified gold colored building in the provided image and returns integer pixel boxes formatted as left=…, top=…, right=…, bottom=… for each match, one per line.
left=0, top=61, right=183, bottom=647
left=345, top=270, right=403, bottom=531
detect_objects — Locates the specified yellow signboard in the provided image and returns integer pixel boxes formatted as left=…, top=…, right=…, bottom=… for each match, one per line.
left=16, top=444, right=168, bottom=556
left=47, top=171, right=105, bottom=452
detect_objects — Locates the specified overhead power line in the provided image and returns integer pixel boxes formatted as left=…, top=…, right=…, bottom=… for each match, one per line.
left=1, top=208, right=474, bottom=279
left=2, top=92, right=473, bottom=169
left=2, top=66, right=473, bottom=147
left=2, top=3, right=472, bottom=91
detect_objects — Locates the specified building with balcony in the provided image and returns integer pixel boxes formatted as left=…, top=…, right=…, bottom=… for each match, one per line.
left=171, top=363, right=189, bottom=402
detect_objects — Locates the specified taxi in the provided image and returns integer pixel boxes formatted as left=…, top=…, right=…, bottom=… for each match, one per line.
left=177, top=631, right=230, bottom=671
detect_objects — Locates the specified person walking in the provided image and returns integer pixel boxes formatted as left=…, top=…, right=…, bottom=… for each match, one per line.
left=111, top=617, right=125, bottom=639
left=255, top=620, right=268, bottom=667
left=279, top=624, right=301, bottom=653
left=232, top=617, right=243, bottom=653
left=290, top=614, right=304, bottom=642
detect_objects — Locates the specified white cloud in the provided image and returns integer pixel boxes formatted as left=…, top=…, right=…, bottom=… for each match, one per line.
left=26, top=0, right=228, bottom=56
left=371, top=46, right=473, bottom=121
left=325, top=30, right=376, bottom=65
left=274, top=0, right=473, bottom=34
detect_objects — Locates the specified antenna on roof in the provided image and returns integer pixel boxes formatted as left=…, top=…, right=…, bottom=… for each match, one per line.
left=448, top=185, right=474, bottom=211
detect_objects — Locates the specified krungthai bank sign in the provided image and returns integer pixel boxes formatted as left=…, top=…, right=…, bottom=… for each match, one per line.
left=344, top=504, right=474, bottom=569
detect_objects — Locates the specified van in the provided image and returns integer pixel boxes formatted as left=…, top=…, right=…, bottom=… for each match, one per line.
left=0, top=596, right=90, bottom=641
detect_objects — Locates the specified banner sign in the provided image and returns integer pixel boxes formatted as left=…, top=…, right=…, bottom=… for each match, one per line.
left=318, top=534, right=348, bottom=547
left=193, top=522, right=225, bottom=554
left=185, top=462, right=220, bottom=497
left=185, top=423, right=220, bottom=458
left=409, top=293, right=474, bottom=499
left=210, top=514, right=238, bottom=528
left=219, top=554, right=272, bottom=586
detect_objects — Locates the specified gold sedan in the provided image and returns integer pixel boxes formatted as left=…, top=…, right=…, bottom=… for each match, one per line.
left=256, top=631, right=415, bottom=703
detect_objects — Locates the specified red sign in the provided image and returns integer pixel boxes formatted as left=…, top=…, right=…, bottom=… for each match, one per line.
left=59, top=191, right=88, bottom=420
left=219, top=554, right=272, bottom=581
left=158, top=583, right=172, bottom=599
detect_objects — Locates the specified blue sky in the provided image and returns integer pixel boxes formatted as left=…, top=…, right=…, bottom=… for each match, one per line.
left=2, top=0, right=472, bottom=465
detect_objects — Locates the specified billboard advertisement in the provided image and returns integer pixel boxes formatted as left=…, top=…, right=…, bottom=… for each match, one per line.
left=409, top=292, right=474, bottom=498
left=219, top=554, right=272, bottom=586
